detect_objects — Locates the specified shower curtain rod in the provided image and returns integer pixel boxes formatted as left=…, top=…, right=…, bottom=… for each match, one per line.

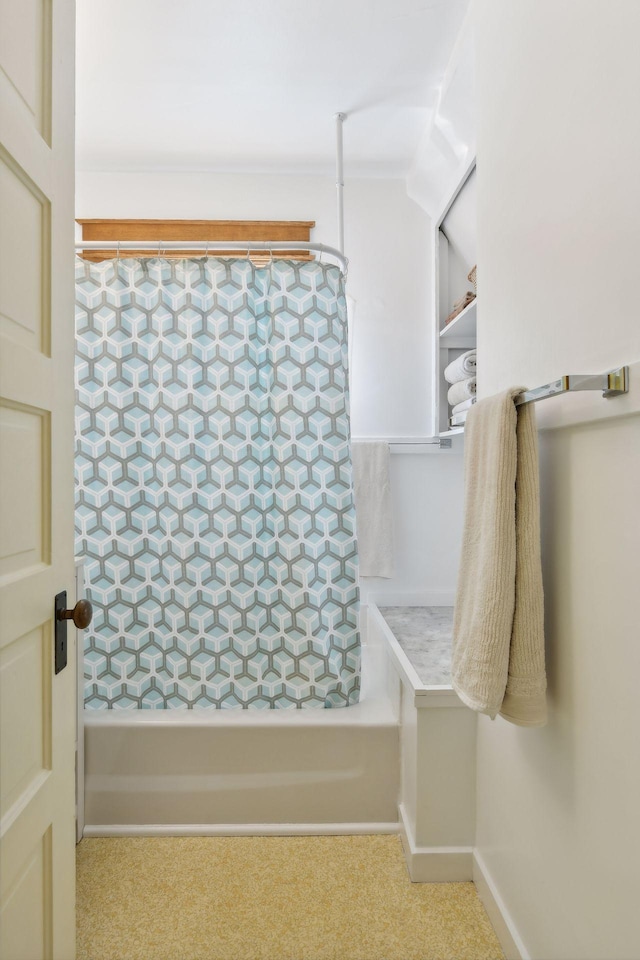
left=75, top=240, right=349, bottom=272
left=335, top=112, right=345, bottom=255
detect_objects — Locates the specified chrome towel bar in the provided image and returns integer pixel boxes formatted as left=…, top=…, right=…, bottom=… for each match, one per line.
left=515, top=366, right=629, bottom=406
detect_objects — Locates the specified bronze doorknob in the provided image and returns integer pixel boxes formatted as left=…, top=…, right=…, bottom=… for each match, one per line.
left=57, top=599, right=93, bottom=629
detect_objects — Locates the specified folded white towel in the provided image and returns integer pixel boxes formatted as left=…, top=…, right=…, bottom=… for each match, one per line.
left=351, top=441, right=394, bottom=579
left=444, top=350, right=477, bottom=384
left=447, top=377, right=476, bottom=407
left=449, top=411, right=469, bottom=427
left=451, top=389, right=547, bottom=726
left=451, top=397, right=477, bottom=416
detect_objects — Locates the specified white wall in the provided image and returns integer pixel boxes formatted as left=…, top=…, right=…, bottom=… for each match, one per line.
left=76, top=171, right=465, bottom=600
left=474, top=2, right=640, bottom=958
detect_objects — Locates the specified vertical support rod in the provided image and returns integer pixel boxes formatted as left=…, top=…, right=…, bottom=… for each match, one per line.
left=335, top=112, right=346, bottom=255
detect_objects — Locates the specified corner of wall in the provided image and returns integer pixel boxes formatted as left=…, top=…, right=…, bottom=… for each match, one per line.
left=472, top=849, right=529, bottom=960
left=404, top=4, right=476, bottom=218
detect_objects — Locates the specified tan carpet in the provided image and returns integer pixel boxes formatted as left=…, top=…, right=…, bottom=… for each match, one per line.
left=76, top=835, right=504, bottom=960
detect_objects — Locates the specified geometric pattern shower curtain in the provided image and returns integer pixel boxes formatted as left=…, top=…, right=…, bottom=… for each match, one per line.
left=75, top=257, right=360, bottom=709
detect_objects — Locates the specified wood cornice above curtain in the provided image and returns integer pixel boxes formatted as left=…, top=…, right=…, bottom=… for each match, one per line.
left=76, top=219, right=316, bottom=263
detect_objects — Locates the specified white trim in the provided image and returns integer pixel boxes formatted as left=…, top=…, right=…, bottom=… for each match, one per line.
left=83, top=821, right=399, bottom=838
left=433, top=156, right=478, bottom=232
left=472, top=850, right=530, bottom=960
left=75, top=560, right=86, bottom=844
left=431, top=158, right=477, bottom=438
left=398, top=804, right=472, bottom=882
left=412, top=688, right=466, bottom=709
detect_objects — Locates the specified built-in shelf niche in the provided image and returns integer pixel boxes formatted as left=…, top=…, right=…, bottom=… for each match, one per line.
left=439, top=298, right=476, bottom=344
left=433, top=164, right=477, bottom=437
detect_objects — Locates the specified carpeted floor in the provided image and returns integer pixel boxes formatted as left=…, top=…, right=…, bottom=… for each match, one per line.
left=76, top=835, right=504, bottom=960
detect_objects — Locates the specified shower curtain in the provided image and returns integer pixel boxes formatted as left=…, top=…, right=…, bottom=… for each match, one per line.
left=75, top=257, right=359, bottom=709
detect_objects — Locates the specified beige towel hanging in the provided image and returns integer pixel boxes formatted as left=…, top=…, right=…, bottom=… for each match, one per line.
left=451, top=388, right=547, bottom=726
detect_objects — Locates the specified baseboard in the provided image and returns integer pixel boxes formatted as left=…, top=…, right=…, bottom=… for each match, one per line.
left=472, top=850, right=529, bottom=960
left=82, top=821, right=400, bottom=839
left=398, top=804, right=473, bottom=882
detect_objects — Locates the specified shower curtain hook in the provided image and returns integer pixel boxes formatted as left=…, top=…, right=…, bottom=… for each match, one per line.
left=158, top=240, right=164, bottom=259
left=205, top=241, right=210, bottom=259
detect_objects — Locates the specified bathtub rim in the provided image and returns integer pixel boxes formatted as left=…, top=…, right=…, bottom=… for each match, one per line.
left=82, top=692, right=397, bottom=729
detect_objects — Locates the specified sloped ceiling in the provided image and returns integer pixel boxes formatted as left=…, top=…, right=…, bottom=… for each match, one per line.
left=76, top=0, right=469, bottom=176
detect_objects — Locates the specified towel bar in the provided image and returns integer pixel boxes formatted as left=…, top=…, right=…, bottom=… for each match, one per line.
left=351, top=437, right=453, bottom=448
left=515, top=366, right=629, bottom=406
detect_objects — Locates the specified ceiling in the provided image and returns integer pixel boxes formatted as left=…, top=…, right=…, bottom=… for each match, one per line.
left=76, top=0, right=469, bottom=177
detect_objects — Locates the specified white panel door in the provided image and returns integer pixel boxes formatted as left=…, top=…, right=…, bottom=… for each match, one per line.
left=0, top=2, right=77, bottom=958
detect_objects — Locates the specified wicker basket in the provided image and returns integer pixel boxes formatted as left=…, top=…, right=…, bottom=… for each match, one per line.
left=445, top=291, right=476, bottom=325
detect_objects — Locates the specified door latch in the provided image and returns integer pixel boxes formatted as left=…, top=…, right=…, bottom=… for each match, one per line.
left=54, top=591, right=93, bottom=674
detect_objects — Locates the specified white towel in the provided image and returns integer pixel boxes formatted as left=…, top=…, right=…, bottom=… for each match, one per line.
left=443, top=350, right=477, bottom=384
left=351, top=441, right=394, bottom=578
left=451, top=397, right=476, bottom=416
left=447, top=377, right=476, bottom=407
left=451, top=389, right=547, bottom=726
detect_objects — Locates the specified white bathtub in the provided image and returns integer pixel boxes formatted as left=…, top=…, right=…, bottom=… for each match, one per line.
left=82, top=627, right=400, bottom=837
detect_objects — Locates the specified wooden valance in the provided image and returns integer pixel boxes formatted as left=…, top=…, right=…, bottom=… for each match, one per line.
left=76, top=219, right=316, bottom=262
